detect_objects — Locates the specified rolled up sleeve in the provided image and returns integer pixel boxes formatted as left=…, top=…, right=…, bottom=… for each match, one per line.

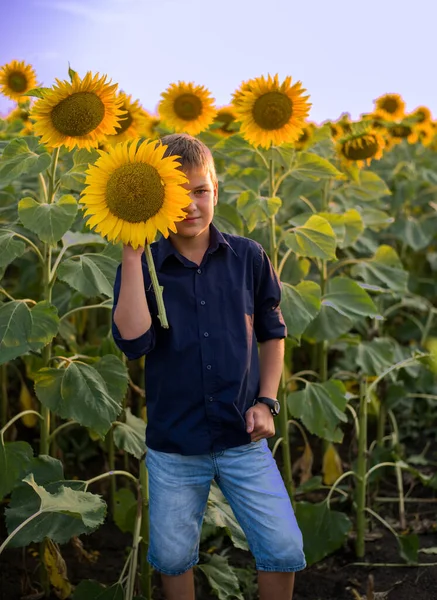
left=111, top=263, right=156, bottom=360
left=253, top=246, right=287, bottom=342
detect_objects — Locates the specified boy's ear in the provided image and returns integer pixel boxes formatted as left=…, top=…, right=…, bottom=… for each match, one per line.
left=213, top=182, right=218, bottom=206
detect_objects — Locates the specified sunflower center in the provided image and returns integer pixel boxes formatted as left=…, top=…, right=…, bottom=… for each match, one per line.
left=106, top=163, right=165, bottom=223
left=392, top=125, right=411, bottom=138
left=114, top=106, right=133, bottom=135
left=342, top=135, right=379, bottom=161
left=8, top=72, right=28, bottom=93
left=215, top=111, right=235, bottom=132
left=51, top=92, right=105, bottom=136
left=174, top=94, right=203, bottom=121
left=381, top=98, right=399, bottom=114
left=252, top=92, right=293, bottom=131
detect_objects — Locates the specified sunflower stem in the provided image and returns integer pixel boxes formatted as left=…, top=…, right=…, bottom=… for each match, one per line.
left=268, top=148, right=294, bottom=500
left=144, top=244, right=169, bottom=329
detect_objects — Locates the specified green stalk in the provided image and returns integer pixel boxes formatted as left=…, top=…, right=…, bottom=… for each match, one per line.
left=317, top=260, right=328, bottom=383
left=268, top=150, right=293, bottom=498
left=139, top=459, right=152, bottom=599
left=144, top=245, right=168, bottom=328
left=355, top=377, right=368, bottom=558
left=39, top=147, right=59, bottom=597
left=376, top=402, right=386, bottom=447
left=107, top=430, right=116, bottom=518
left=1, top=364, right=8, bottom=430
left=126, top=483, right=143, bottom=600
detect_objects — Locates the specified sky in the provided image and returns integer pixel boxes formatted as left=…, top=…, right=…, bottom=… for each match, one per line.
left=0, top=0, right=436, bottom=124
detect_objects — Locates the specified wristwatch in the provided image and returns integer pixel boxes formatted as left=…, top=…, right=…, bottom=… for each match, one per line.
left=253, top=396, right=281, bottom=416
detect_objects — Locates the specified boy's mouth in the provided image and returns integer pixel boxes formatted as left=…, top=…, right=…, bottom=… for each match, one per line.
left=183, top=216, right=199, bottom=222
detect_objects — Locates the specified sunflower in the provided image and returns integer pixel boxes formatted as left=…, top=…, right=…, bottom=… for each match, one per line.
left=7, top=102, right=33, bottom=134
left=31, top=71, right=125, bottom=150
left=231, top=78, right=255, bottom=106
left=373, top=93, right=405, bottom=121
left=337, top=124, right=385, bottom=168
left=232, top=74, right=311, bottom=149
left=142, top=114, right=161, bottom=138
left=212, top=105, right=238, bottom=137
left=106, top=92, right=153, bottom=145
left=385, top=121, right=419, bottom=147
left=0, top=60, right=38, bottom=101
left=158, top=81, right=217, bottom=136
left=294, top=121, right=315, bottom=150
left=80, top=139, right=191, bottom=249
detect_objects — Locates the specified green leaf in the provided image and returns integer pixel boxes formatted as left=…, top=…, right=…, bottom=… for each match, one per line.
left=22, top=87, right=52, bottom=99
left=28, top=301, right=59, bottom=352
left=0, top=231, right=26, bottom=268
left=236, top=190, right=267, bottom=232
left=113, top=408, right=146, bottom=459
left=0, top=440, right=33, bottom=500
left=358, top=207, right=394, bottom=231
left=213, top=202, right=244, bottom=236
left=197, top=554, right=244, bottom=600
left=345, top=171, right=391, bottom=201
left=0, top=191, right=18, bottom=223
left=24, top=473, right=105, bottom=528
left=6, top=457, right=106, bottom=546
left=356, top=338, right=395, bottom=376
left=340, top=209, right=364, bottom=248
left=351, top=245, right=409, bottom=293
left=60, top=148, right=99, bottom=191
left=284, top=215, right=337, bottom=260
left=0, top=300, right=60, bottom=365
left=34, top=356, right=126, bottom=437
left=295, top=501, right=352, bottom=565
left=0, top=137, right=51, bottom=185
left=18, top=195, right=78, bottom=245
left=57, top=254, right=119, bottom=298
left=266, top=196, right=282, bottom=217
left=204, top=482, right=249, bottom=551
left=287, top=380, right=348, bottom=442
left=61, top=231, right=106, bottom=248
left=281, top=281, right=321, bottom=342
left=73, top=581, right=124, bottom=600
left=397, top=533, right=419, bottom=564
left=304, top=276, right=381, bottom=342
left=213, top=134, right=255, bottom=156
left=290, top=152, right=344, bottom=181
left=390, top=217, right=434, bottom=251
left=0, top=301, right=33, bottom=364
left=113, top=488, right=137, bottom=535
left=68, top=63, right=78, bottom=82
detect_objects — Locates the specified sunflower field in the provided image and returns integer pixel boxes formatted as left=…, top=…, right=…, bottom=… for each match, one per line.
left=0, top=61, right=437, bottom=600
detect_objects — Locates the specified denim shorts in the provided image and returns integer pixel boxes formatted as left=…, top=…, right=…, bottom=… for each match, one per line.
left=145, top=438, right=306, bottom=576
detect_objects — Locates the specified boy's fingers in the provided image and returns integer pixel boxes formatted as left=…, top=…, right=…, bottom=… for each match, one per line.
left=246, top=409, right=255, bottom=433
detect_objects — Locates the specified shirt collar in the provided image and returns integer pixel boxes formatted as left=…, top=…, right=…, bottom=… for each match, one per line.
left=154, top=223, right=237, bottom=271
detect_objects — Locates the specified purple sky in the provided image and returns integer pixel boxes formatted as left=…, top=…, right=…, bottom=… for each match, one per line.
left=1, top=0, right=436, bottom=124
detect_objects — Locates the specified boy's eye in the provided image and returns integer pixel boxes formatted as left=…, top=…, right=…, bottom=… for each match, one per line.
left=194, top=189, right=209, bottom=195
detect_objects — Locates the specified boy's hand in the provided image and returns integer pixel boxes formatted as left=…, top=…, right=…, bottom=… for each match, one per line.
left=122, top=244, right=144, bottom=260
left=245, top=403, right=275, bottom=442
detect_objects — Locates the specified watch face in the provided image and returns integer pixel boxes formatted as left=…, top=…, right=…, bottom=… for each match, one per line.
left=273, top=400, right=280, bottom=415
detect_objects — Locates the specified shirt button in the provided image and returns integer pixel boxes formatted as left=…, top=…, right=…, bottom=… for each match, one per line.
left=200, top=300, right=206, bottom=306
left=204, top=332, right=209, bottom=337
left=197, top=268, right=202, bottom=274
left=206, top=364, right=212, bottom=370
left=209, top=396, right=214, bottom=402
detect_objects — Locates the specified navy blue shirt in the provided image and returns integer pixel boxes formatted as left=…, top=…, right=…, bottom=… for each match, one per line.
left=112, top=224, right=286, bottom=455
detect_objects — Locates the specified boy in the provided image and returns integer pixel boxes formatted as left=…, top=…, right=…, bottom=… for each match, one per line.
left=112, top=133, right=305, bottom=600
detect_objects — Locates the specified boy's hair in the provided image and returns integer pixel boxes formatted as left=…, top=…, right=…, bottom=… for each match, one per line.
left=160, top=133, right=218, bottom=187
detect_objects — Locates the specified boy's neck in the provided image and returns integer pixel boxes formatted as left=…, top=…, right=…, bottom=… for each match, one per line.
left=169, top=227, right=211, bottom=265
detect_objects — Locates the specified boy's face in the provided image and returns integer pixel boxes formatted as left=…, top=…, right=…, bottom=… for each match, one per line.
left=172, top=167, right=218, bottom=241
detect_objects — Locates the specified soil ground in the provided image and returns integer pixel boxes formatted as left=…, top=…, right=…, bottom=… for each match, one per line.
left=1, top=519, right=436, bottom=600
